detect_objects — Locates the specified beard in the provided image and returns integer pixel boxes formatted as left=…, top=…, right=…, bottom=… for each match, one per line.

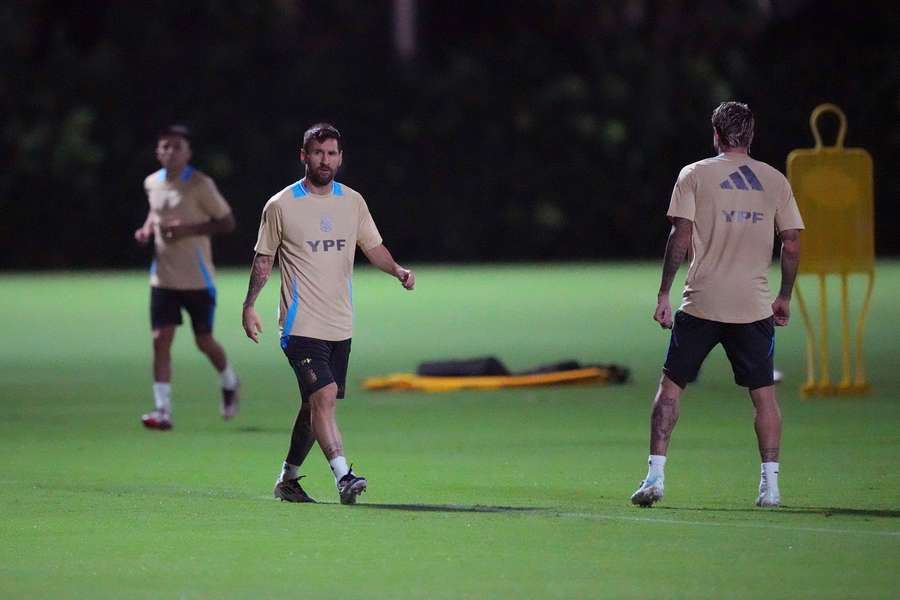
left=306, top=166, right=335, bottom=186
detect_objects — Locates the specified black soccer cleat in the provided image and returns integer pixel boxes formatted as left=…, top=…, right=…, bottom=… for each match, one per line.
left=273, top=476, right=316, bottom=503
left=337, top=468, right=368, bottom=505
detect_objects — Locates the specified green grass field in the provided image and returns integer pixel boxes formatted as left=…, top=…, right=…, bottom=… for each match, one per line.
left=1, top=263, right=898, bottom=599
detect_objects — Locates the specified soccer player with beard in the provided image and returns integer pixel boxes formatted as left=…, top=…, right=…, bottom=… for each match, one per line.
left=241, top=123, right=415, bottom=504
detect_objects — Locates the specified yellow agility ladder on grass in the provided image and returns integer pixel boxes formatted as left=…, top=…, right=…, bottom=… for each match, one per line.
left=786, top=103, right=875, bottom=396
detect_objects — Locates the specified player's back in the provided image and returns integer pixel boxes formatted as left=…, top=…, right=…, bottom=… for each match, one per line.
left=670, top=153, right=799, bottom=323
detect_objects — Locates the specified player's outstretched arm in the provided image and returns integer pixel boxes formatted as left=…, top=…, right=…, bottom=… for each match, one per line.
left=242, top=253, right=274, bottom=343
left=773, top=229, right=801, bottom=327
left=362, top=244, right=415, bottom=290
left=655, top=217, right=693, bottom=329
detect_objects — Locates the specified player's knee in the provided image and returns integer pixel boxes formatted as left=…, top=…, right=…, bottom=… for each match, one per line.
left=659, top=374, right=684, bottom=396
left=656, top=395, right=678, bottom=407
left=152, top=329, right=174, bottom=351
left=194, top=334, right=214, bottom=352
left=309, top=384, right=338, bottom=411
left=298, top=400, right=312, bottom=418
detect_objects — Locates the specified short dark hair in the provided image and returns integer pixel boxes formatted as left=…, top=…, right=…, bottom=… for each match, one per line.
left=302, top=122, right=341, bottom=152
left=711, top=102, right=754, bottom=149
left=158, top=124, right=192, bottom=141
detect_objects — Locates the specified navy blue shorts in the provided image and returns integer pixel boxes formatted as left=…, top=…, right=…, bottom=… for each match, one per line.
left=150, top=287, right=216, bottom=334
left=282, top=336, right=352, bottom=400
left=663, top=311, right=775, bottom=390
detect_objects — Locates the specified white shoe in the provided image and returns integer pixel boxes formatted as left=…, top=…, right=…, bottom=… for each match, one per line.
left=630, top=477, right=664, bottom=507
left=141, top=409, right=172, bottom=431
left=756, top=479, right=780, bottom=507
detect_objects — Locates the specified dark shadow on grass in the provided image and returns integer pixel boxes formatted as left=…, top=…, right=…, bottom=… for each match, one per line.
left=230, top=426, right=283, bottom=433
left=778, top=506, right=900, bottom=519
left=350, top=503, right=547, bottom=514
left=662, top=506, right=900, bottom=519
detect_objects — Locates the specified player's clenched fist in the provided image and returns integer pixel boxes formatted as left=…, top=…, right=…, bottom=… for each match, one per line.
left=134, top=226, right=152, bottom=245
left=398, top=267, right=415, bottom=290
left=654, top=295, right=674, bottom=329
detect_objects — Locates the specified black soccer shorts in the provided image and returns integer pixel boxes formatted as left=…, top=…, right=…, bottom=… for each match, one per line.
left=150, top=287, right=217, bottom=334
left=663, top=310, right=775, bottom=390
left=282, top=336, right=352, bottom=400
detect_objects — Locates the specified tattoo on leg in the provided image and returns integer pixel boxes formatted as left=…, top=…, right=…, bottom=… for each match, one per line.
left=322, top=444, right=343, bottom=459
left=650, top=395, right=679, bottom=455
left=760, top=447, right=780, bottom=462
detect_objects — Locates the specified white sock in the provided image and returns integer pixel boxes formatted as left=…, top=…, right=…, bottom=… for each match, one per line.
left=647, top=455, right=667, bottom=481
left=761, top=462, right=780, bottom=491
left=279, top=462, right=299, bottom=483
left=153, top=382, right=171, bottom=413
left=219, top=364, right=239, bottom=390
left=329, top=456, right=350, bottom=481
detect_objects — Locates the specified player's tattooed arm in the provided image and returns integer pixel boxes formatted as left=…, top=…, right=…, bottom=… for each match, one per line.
left=777, top=229, right=801, bottom=299
left=243, top=253, right=273, bottom=308
left=658, top=217, right=693, bottom=295
left=242, top=253, right=273, bottom=343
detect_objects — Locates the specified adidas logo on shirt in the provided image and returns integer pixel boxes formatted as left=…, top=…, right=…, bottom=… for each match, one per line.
left=720, top=165, right=764, bottom=191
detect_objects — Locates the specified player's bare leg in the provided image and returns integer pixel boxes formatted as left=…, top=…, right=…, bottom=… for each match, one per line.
left=274, top=401, right=317, bottom=502
left=650, top=375, right=683, bottom=455
left=310, top=383, right=367, bottom=504
left=195, top=333, right=240, bottom=419
left=631, top=374, right=683, bottom=506
left=152, top=326, right=175, bottom=383
left=310, top=383, right=343, bottom=460
left=194, top=333, right=227, bottom=371
left=750, top=385, right=781, bottom=507
left=144, top=326, right=176, bottom=430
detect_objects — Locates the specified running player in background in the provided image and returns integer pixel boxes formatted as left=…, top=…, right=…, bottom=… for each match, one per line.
left=241, top=123, right=415, bottom=505
left=135, top=125, right=240, bottom=430
left=630, top=102, right=803, bottom=508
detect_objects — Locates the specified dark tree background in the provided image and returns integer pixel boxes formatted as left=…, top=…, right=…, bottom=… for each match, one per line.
left=1, top=0, right=897, bottom=268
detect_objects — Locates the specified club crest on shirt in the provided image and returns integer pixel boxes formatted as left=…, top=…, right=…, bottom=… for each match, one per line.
left=320, top=216, right=333, bottom=233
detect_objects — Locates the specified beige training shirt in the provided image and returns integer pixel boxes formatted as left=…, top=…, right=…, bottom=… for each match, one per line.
left=254, top=180, right=383, bottom=342
left=667, top=152, right=805, bottom=323
left=145, top=166, right=232, bottom=289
